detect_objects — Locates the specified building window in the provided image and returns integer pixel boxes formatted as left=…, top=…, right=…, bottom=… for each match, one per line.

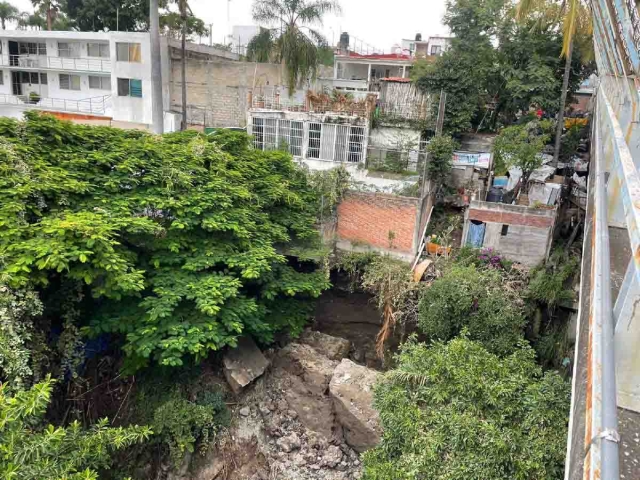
left=0, top=72, right=4, bottom=85
left=89, top=75, right=111, bottom=90
left=58, top=42, right=79, bottom=58
left=19, top=42, right=46, bottom=55
left=117, top=78, right=142, bottom=97
left=87, top=43, right=109, bottom=58
left=501, top=225, right=509, bottom=236
left=252, top=117, right=264, bottom=149
left=348, top=126, right=365, bottom=163
left=307, top=122, right=321, bottom=159
left=276, top=119, right=303, bottom=156
left=59, top=74, right=81, bottom=90
left=430, top=45, right=442, bottom=56
left=116, top=43, right=141, bottom=62
left=19, top=71, right=42, bottom=84
left=40, top=72, right=47, bottom=84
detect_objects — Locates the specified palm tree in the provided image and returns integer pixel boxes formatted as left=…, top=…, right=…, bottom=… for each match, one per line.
left=516, top=0, right=592, bottom=164
left=0, top=2, right=18, bottom=30
left=31, top=0, right=59, bottom=30
left=247, top=0, right=341, bottom=94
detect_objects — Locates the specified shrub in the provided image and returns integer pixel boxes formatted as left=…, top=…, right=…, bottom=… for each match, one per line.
left=418, top=264, right=525, bottom=355
left=363, top=337, right=570, bottom=480
left=0, top=377, right=151, bottom=480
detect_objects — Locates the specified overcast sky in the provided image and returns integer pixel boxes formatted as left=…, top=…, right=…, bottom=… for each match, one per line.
left=8, top=0, right=449, bottom=52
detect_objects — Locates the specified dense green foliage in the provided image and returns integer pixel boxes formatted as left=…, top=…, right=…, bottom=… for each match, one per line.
left=426, top=135, right=457, bottom=189
left=363, top=337, right=570, bottom=480
left=0, top=377, right=151, bottom=480
left=0, top=286, right=43, bottom=389
left=492, top=120, right=549, bottom=180
left=418, top=264, right=525, bottom=355
left=130, top=368, right=230, bottom=468
left=0, top=113, right=328, bottom=369
left=414, top=0, right=585, bottom=133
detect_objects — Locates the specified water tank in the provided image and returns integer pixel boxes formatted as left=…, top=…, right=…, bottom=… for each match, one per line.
left=486, top=187, right=504, bottom=203
left=415, top=33, right=422, bottom=41
left=339, top=32, right=350, bottom=51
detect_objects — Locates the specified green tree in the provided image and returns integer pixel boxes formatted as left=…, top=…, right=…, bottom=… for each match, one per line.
left=63, top=0, right=150, bottom=32
left=415, top=0, right=504, bottom=133
left=31, top=0, right=59, bottom=30
left=418, top=264, right=525, bottom=355
left=159, top=10, right=206, bottom=39
left=492, top=120, right=549, bottom=188
left=516, top=0, right=592, bottom=164
left=0, top=1, right=18, bottom=29
left=0, top=377, right=151, bottom=479
left=247, top=0, right=341, bottom=93
left=363, top=337, right=570, bottom=480
left=0, top=114, right=329, bottom=369
left=426, top=134, right=457, bottom=190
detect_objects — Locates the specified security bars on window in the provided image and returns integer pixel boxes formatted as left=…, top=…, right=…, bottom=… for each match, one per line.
left=251, top=118, right=365, bottom=163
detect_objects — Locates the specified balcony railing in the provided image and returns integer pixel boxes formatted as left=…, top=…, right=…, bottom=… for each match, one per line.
left=0, top=54, right=111, bottom=73
left=0, top=93, right=111, bottom=115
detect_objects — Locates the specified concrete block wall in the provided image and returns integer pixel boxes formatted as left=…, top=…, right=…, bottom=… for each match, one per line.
left=170, top=58, right=284, bottom=127
left=336, top=191, right=418, bottom=259
left=463, top=200, right=557, bottom=266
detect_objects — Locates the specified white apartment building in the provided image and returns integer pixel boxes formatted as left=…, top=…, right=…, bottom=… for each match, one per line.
left=0, top=30, right=238, bottom=131
left=0, top=30, right=166, bottom=128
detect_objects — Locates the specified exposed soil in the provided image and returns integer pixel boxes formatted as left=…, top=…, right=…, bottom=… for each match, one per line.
left=312, top=289, right=389, bottom=370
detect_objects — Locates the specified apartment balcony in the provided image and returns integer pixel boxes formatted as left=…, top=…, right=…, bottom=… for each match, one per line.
left=0, top=93, right=111, bottom=115
left=0, top=54, right=111, bottom=73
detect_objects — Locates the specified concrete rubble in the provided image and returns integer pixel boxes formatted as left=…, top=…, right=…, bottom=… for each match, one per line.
left=329, top=359, right=381, bottom=452
left=222, top=336, right=270, bottom=394
left=186, top=330, right=380, bottom=480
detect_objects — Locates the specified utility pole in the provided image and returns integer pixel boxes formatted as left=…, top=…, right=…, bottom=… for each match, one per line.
left=209, top=24, right=213, bottom=46
left=149, top=0, right=164, bottom=133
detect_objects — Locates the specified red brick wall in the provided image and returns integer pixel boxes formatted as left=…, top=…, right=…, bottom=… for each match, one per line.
left=468, top=208, right=555, bottom=228
left=336, top=192, right=418, bottom=254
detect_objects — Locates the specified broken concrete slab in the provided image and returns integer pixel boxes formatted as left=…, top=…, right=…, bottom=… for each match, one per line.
left=299, top=330, right=351, bottom=361
left=273, top=342, right=340, bottom=440
left=329, top=359, right=381, bottom=452
left=223, top=337, right=269, bottom=394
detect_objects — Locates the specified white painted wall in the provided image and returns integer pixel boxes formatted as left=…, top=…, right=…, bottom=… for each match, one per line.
left=0, top=31, right=156, bottom=127
left=108, top=32, right=152, bottom=125
left=369, top=126, right=422, bottom=149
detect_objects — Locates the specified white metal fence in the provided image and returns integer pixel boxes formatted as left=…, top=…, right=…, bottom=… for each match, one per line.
left=249, top=116, right=366, bottom=164
left=0, top=93, right=111, bottom=115
left=0, top=54, right=111, bottom=73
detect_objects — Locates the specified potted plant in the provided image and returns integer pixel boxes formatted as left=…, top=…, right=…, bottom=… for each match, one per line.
left=28, top=92, right=41, bottom=104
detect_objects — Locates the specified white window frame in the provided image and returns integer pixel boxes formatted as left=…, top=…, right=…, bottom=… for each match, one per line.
left=116, top=42, right=142, bottom=62
left=87, top=43, right=109, bottom=58
left=88, top=75, right=111, bottom=90
left=59, top=73, right=81, bottom=91
left=58, top=42, right=79, bottom=58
